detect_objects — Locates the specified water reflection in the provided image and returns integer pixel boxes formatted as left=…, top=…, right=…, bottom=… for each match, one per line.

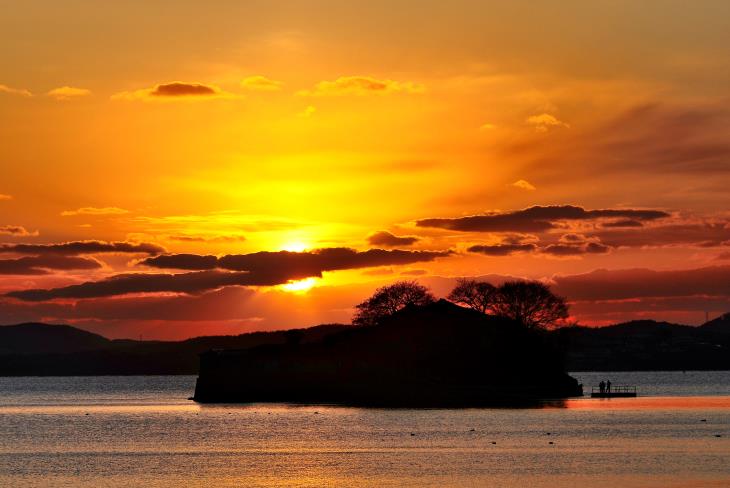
left=0, top=374, right=728, bottom=487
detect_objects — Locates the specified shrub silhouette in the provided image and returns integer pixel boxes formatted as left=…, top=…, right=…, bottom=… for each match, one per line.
left=352, top=280, right=435, bottom=326
left=448, top=279, right=569, bottom=330
left=494, top=281, right=569, bottom=330
left=448, top=278, right=499, bottom=314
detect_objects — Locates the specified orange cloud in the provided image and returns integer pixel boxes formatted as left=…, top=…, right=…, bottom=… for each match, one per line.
left=241, top=75, right=283, bottom=91
left=297, top=105, right=316, bottom=118
left=511, top=179, right=536, bottom=191
left=0, top=84, right=32, bottom=97
left=47, top=86, right=91, bottom=100
left=0, top=194, right=12, bottom=200
left=61, top=207, right=129, bottom=217
left=111, top=82, right=229, bottom=101
left=298, top=76, right=425, bottom=96
left=0, top=225, right=38, bottom=237
left=0, top=240, right=163, bottom=256
left=0, top=255, right=101, bottom=275
left=168, top=234, right=247, bottom=243
left=526, top=113, right=569, bottom=132
left=367, top=231, right=419, bottom=247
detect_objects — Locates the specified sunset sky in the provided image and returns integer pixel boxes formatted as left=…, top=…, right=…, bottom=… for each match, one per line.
left=2, top=1, right=730, bottom=339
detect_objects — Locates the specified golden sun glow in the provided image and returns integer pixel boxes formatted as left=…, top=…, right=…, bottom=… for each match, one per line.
left=281, top=241, right=309, bottom=253
left=281, top=277, right=318, bottom=293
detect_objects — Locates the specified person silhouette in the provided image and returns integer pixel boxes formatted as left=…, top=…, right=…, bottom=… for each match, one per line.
left=606, top=380, right=612, bottom=394
left=599, top=381, right=605, bottom=394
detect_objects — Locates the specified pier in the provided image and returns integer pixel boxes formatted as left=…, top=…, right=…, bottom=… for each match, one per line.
left=590, top=385, right=637, bottom=398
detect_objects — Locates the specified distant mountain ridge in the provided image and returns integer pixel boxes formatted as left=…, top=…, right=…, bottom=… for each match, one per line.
left=0, top=313, right=729, bottom=375
left=0, top=322, right=349, bottom=375
left=699, top=313, right=730, bottom=335
left=0, top=323, right=111, bottom=355
left=556, top=316, right=730, bottom=371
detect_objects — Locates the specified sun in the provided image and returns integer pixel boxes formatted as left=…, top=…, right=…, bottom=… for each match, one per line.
left=281, top=277, right=318, bottom=293
left=281, top=241, right=309, bottom=252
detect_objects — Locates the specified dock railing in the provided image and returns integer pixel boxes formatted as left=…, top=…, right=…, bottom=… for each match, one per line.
left=591, top=385, right=636, bottom=395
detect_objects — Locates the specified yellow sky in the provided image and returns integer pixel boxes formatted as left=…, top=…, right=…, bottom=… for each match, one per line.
left=1, top=1, right=730, bottom=338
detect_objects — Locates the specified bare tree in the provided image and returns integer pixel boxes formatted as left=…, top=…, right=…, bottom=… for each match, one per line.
left=352, top=280, right=436, bottom=326
left=492, top=280, right=569, bottom=330
left=447, top=278, right=499, bottom=314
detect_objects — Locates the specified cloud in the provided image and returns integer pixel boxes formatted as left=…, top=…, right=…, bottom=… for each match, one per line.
left=143, top=247, right=451, bottom=274
left=361, top=268, right=394, bottom=276
left=6, top=266, right=729, bottom=329
left=595, top=222, right=730, bottom=248
left=542, top=242, right=610, bottom=256
left=61, top=207, right=129, bottom=217
left=552, top=265, right=730, bottom=302
left=401, top=269, right=427, bottom=276
left=47, top=86, right=91, bottom=100
left=0, top=84, right=32, bottom=97
left=602, top=219, right=644, bottom=228
left=509, top=103, right=730, bottom=178
left=0, top=247, right=456, bottom=300
left=168, top=234, right=246, bottom=243
left=0, top=194, right=12, bottom=200
left=526, top=113, right=569, bottom=132
left=5, top=270, right=264, bottom=301
left=0, top=286, right=259, bottom=324
left=112, top=82, right=227, bottom=101
left=468, top=243, right=537, bottom=256
left=6, top=246, right=451, bottom=300
left=151, top=82, right=217, bottom=97
left=367, top=231, right=419, bottom=247
left=241, top=75, right=283, bottom=91
left=479, top=123, right=497, bottom=131
left=559, top=233, right=586, bottom=243
left=298, top=105, right=316, bottom=118
left=465, top=233, right=610, bottom=257
left=511, top=179, right=536, bottom=191
left=596, top=103, right=730, bottom=173
left=716, top=252, right=730, bottom=261
left=298, top=76, right=425, bottom=96
left=416, top=205, right=669, bottom=233
left=0, top=256, right=101, bottom=275
left=0, top=225, right=38, bottom=237
left=140, top=253, right=218, bottom=271
left=0, top=240, right=164, bottom=256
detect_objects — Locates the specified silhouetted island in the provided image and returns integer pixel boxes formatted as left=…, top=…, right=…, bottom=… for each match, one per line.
left=193, top=300, right=582, bottom=406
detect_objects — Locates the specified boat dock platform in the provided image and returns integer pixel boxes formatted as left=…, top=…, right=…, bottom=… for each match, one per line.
left=590, top=385, right=637, bottom=398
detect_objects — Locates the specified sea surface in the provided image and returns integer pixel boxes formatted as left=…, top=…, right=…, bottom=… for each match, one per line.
left=0, top=371, right=729, bottom=487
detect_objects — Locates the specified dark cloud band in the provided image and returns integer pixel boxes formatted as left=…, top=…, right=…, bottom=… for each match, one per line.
left=0, top=256, right=102, bottom=275
left=367, top=231, right=419, bottom=247
left=7, top=247, right=452, bottom=301
left=0, top=241, right=164, bottom=256
left=417, top=205, right=669, bottom=232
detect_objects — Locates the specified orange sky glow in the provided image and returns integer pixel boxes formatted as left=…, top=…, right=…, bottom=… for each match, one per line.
left=1, top=1, right=730, bottom=339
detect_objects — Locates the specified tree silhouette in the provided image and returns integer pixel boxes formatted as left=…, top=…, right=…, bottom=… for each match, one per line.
left=447, top=278, right=498, bottom=314
left=492, top=280, right=568, bottom=330
left=352, top=280, right=435, bottom=326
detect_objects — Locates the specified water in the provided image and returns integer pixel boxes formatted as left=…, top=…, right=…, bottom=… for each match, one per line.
left=0, top=373, right=728, bottom=487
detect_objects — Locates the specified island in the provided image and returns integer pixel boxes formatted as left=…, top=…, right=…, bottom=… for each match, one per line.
left=193, top=300, right=583, bottom=406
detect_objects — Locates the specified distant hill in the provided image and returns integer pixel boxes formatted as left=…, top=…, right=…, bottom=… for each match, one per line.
left=0, top=323, right=111, bottom=355
left=1, top=311, right=730, bottom=375
left=699, top=313, right=730, bottom=335
left=556, top=318, right=730, bottom=371
left=0, top=322, right=349, bottom=375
